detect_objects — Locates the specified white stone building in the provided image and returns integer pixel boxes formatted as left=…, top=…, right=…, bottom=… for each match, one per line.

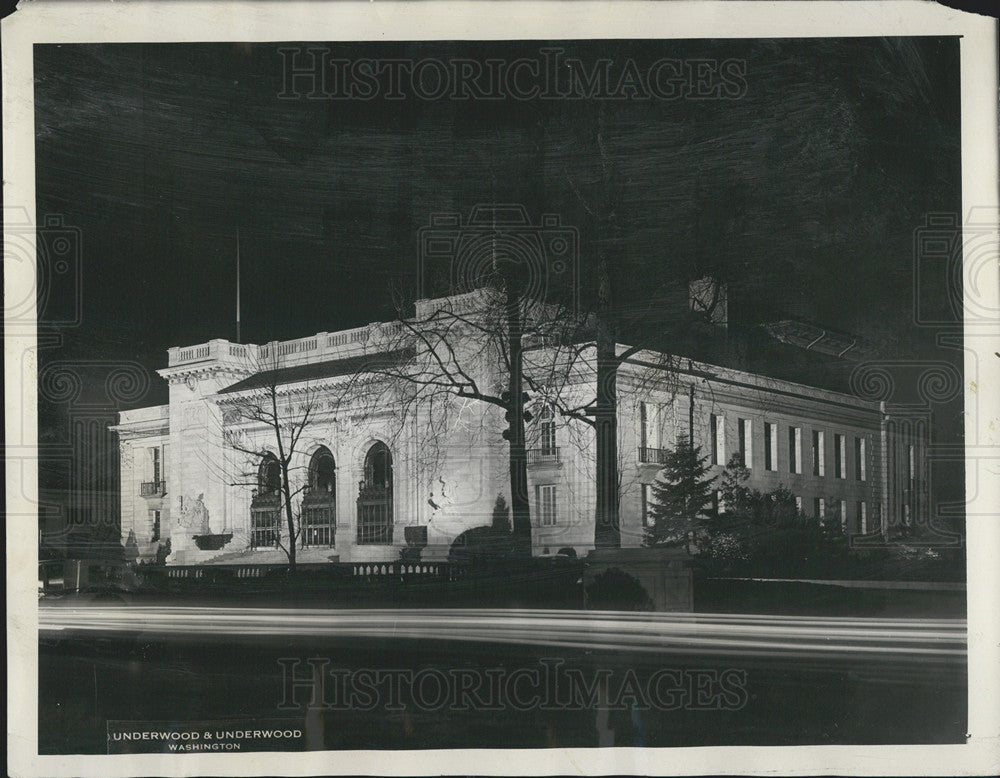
left=112, top=291, right=923, bottom=565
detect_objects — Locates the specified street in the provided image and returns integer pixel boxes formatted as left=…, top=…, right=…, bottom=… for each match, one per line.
left=39, top=605, right=967, bottom=753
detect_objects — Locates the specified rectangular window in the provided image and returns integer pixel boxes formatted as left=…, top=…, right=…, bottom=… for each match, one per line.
left=812, top=430, right=825, bottom=476
left=357, top=503, right=393, bottom=545
left=302, top=506, right=335, bottom=547
left=715, top=489, right=725, bottom=515
left=538, top=484, right=557, bottom=527
left=150, top=446, right=161, bottom=483
left=764, top=422, right=778, bottom=471
left=857, top=501, right=867, bottom=534
left=738, top=418, right=753, bottom=468
left=834, top=434, right=846, bottom=479
left=788, top=427, right=802, bottom=474
left=839, top=500, right=848, bottom=530
left=251, top=508, right=280, bottom=549
left=711, top=413, right=725, bottom=465
left=539, top=405, right=557, bottom=455
left=795, top=496, right=803, bottom=514
left=640, top=402, right=660, bottom=452
left=641, top=484, right=654, bottom=528
left=814, top=497, right=825, bottom=519
left=855, top=437, right=866, bottom=481
left=150, top=510, right=161, bottom=543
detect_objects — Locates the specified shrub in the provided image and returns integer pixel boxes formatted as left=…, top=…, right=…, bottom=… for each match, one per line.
left=586, top=567, right=653, bottom=611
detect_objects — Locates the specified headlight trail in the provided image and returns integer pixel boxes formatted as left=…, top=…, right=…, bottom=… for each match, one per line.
left=39, top=606, right=966, bottom=665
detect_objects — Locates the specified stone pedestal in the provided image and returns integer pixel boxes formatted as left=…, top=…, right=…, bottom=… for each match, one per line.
left=167, top=540, right=236, bottom=566
left=584, top=547, right=694, bottom=612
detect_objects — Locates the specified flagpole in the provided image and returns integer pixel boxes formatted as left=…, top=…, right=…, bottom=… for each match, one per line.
left=236, top=228, right=241, bottom=344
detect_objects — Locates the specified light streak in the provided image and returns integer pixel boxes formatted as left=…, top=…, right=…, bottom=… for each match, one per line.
left=39, top=606, right=966, bottom=664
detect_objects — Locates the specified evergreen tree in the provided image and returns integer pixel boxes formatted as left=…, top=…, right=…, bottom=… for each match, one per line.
left=643, top=435, right=717, bottom=547
left=491, top=494, right=512, bottom=534
left=718, top=453, right=754, bottom=527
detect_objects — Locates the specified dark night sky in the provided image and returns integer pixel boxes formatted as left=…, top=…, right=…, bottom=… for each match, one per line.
left=33, top=38, right=963, bottom=499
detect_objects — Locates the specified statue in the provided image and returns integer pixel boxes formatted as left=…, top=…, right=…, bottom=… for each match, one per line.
left=178, top=493, right=211, bottom=534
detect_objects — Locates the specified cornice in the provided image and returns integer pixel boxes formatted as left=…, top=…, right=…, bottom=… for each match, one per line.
left=157, top=363, right=251, bottom=385
left=109, top=420, right=169, bottom=438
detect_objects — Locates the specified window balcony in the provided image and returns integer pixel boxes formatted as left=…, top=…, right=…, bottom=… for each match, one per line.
left=302, top=486, right=335, bottom=505
left=527, top=447, right=560, bottom=465
left=638, top=447, right=669, bottom=465
left=140, top=481, right=167, bottom=497
left=251, top=488, right=281, bottom=507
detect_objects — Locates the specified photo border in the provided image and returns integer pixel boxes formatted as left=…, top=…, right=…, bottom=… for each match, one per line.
left=5, top=1, right=998, bottom=775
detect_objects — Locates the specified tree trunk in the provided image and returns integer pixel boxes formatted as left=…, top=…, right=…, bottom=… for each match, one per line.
left=594, top=256, right=621, bottom=548
left=283, top=479, right=297, bottom=569
left=505, top=274, right=532, bottom=557
left=271, top=386, right=298, bottom=570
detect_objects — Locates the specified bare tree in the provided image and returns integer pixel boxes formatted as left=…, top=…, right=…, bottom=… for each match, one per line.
left=218, top=355, right=325, bottom=569
left=358, top=276, right=591, bottom=557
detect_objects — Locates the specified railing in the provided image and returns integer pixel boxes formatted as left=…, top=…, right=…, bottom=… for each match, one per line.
left=145, top=561, right=470, bottom=584
left=527, top=447, right=560, bottom=464
left=170, top=322, right=412, bottom=369
left=255, top=327, right=392, bottom=362
left=352, top=561, right=457, bottom=579
left=170, top=340, right=258, bottom=367
left=638, top=447, right=670, bottom=465
left=275, top=336, right=318, bottom=357
left=327, top=326, right=371, bottom=348
left=302, top=486, right=335, bottom=501
left=130, top=561, right=587, bottom=610
left=140, top=481, right=167, bottom=497
left=251, top=488, right=281, bottom=503
left=177, top=345, right=210, bottom=362
left=166, top=568, right=204, bottom=579
left=327, top=322, right=404, bottom=348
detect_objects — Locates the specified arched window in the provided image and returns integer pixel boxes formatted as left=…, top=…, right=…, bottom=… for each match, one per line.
left=364, top=442, right=392, bottom=489
left=357, top=442, right=393, bottom=544
left=303, top=447, right=336, bottom=547
left=257, top=453, right=281, bottom=494
left=309, top=447, right=337, bottom=495
left=251, top=452, right=281, bottom=549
